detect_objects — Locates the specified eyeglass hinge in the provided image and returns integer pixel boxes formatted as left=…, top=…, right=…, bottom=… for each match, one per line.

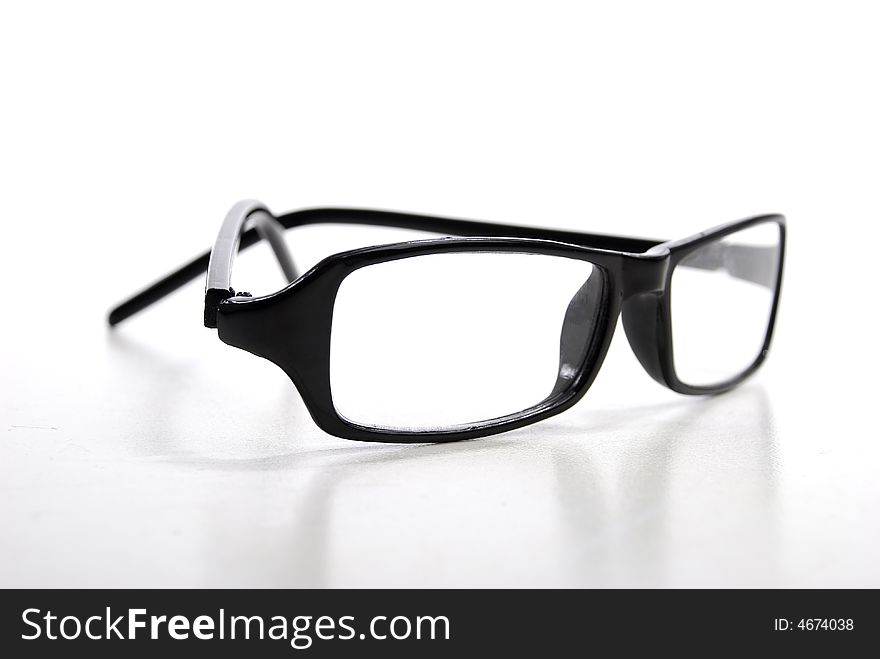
left=204, top=287, right=235, bottom=329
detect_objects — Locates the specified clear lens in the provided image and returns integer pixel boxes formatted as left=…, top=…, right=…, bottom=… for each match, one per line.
left=330, top=252, right=603, bottom=431
left=671, top=222, right=781, bottom=386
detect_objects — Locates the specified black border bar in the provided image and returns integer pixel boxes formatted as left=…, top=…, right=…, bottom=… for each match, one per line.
left=1, top=589, right=875, bottom=656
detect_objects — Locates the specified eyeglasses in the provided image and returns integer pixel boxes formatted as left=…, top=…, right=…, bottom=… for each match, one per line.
left=109, top=200, right=786, bottom=442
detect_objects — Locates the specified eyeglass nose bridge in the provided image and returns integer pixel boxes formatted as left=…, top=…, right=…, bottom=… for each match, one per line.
left=617, top=253, right=673, bottom=387
left=549, top=252, right=671, bottom=402
left=550, top=267, right=608, bottom=398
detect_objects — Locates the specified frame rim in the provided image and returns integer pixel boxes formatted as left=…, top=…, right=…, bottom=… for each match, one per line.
left=657, top=214, right=787, bottom=394
left=217, top=236, right=648, bottom=442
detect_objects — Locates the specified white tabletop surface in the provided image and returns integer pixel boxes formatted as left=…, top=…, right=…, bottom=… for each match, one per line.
left=1, top=0, right=878, bottom=588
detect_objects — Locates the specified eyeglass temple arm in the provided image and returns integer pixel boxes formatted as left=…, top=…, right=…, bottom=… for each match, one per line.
left=107, top=200, right=297, bottom=327
left=107, top=204, right=774, bottom=328
left=677, top=242, right=778, bottom=289
left=203, top=199, right=299, bottom=327
left=269, top=208, right=775, bottom=287
left=107, top=205, right=663, bottom=328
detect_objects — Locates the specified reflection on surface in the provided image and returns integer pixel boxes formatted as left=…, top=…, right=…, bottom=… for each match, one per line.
left=175, top=386, right=778, bottom=587
left=102, top=322, right=779, bottom=587
left=553, top=387, right=778, bottom=586
left=4, top=325, right=788, bottom=587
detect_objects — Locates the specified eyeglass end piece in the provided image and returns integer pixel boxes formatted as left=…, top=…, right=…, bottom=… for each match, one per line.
left=204, top=287, right=235, bottom=328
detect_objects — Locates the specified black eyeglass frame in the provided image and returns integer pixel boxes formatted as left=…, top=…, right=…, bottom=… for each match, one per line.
left=109, top=202, right=786, bottom=443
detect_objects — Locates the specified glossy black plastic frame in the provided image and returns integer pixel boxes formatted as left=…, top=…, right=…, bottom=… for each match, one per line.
left=109, top=205, right=785, bottom=443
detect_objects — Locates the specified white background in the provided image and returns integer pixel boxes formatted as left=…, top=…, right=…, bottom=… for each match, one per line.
left=1, top=0, right=878, bottom=587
